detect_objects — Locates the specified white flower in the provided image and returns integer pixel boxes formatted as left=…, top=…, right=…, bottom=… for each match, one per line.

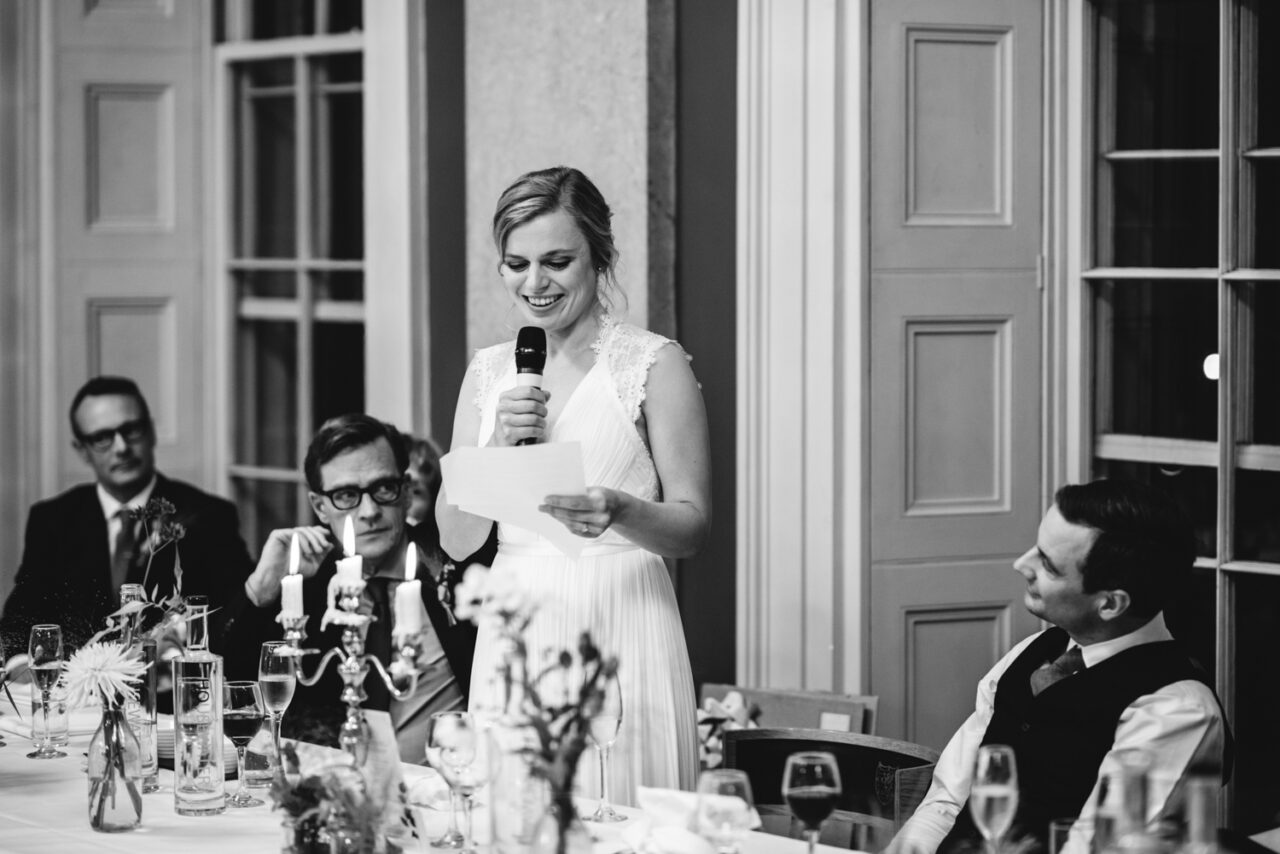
left=63, top=642, right=147, bottom=710
left=451, top=565, right=490, bottom=622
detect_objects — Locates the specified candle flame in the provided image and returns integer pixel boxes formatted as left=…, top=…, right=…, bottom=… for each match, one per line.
left=342, top=515, right=356, bottom=557
left=288, top=532, right=300, bottom=576
left=405, top=543, right=417, bottom=582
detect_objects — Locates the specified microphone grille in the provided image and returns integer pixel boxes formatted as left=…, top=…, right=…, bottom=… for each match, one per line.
left=515, top=326, right=547, bottom=372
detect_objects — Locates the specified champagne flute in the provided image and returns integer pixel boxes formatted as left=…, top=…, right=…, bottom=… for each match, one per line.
left=783, top=751, right=842, bottom=854
left=257, top=641, right=296, bottom=774
left=586, top=671, right=625, bottom=822
left=696, top=768, right=756, bottom=854
left=27, top=624, right=65, bottom=759
left=425, top=711, right=472, bottom=849
left=223, top=681, right=266, bottom=807
left=970, top=744, right=1019, bottom=854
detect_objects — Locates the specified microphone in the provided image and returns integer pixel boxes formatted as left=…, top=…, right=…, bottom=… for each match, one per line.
left=514, top=326, right=546, bottom=446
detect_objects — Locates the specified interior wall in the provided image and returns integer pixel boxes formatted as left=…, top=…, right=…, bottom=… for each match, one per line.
left=675, top=0, right=737, bottom=689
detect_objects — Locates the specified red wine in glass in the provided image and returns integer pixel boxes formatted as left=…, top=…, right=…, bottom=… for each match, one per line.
left=786, top=786, right=840, bottom=829
left=783, top=751, right=843, bottom=854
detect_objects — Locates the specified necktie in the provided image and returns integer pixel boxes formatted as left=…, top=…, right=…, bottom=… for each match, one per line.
left=1030, top=644, right=1085, bottom=696
left=111, top=509, right=138, bottom=595
left=363, top=577, right=393, bottom=711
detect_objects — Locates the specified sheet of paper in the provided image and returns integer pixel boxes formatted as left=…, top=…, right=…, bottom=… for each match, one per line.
left=441, top=443, right=588, bottom=558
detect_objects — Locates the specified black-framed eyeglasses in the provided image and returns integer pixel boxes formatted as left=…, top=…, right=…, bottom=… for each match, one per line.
left=76, top=418, right=151, bottom=453
left=316, top=476, right=407, bottom=511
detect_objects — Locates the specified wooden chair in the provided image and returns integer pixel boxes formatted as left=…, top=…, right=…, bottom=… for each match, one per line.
left=723, top=727, right=940, bottom=851
left=700, top=683, right=879, bottom=735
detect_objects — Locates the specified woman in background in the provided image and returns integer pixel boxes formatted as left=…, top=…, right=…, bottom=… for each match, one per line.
left=437, top=166, right=709, bottom=799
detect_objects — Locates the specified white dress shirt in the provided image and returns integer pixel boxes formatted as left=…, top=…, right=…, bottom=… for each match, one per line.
left=889, top=613, right=1225, bottom=854
left=96, top=477, right=158, bottom=563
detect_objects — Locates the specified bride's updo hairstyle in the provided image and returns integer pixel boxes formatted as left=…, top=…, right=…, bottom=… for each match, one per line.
left=492, top=166, right=623, bottom=311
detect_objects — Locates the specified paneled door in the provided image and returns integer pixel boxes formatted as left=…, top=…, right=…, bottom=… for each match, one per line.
left=868, top=0, right=1044, bottom=747
left=49, top=3, right=209, bottom=489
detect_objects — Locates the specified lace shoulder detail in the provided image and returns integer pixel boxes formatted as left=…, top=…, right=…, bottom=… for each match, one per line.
left=594, top=316, right=683, bottom=422
left=470, top=341, right=515, bottom=412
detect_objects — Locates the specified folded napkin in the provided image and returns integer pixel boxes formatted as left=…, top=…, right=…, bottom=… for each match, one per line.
left=403, top=766, right=452, bottom=811
left=620, top=786, right=762, bottom=854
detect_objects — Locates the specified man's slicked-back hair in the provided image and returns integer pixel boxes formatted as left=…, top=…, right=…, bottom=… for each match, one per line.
left=304, top=413, right=409, bottom=492
left=1054, top=478, right=1195, bottom=619
left=69, top=376, right=152, bottom=437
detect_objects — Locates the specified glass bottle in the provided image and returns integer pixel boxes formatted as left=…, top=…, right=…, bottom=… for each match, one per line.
left=1101, top=751, right=1163, bottom=854
left=119, top=584, right=159, bottom=792
left=173, top=595, right=225, bottom=815
left=1178, top=776, right=1219, bottom=854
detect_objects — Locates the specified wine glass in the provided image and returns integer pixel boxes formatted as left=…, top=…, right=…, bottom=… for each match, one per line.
left=223, top=681, right=266, bottom=807
left=426, top=712, right=493, bottom=854
left=257, top=641, right=297, bottom=774
left=970, top=744, right=1019, bottom=854
left=586, top=671, right=625, bottom=823
left=27, top=624, right=65, bottom=759
left=696, top=768, right=756, bottom=854
left=783, top=751, right=842, bottom=854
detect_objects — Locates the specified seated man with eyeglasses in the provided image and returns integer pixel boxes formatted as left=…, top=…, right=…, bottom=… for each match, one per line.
left=0, top=375, right=254, bottom=655
left=232, top=413, right=480, bottom=762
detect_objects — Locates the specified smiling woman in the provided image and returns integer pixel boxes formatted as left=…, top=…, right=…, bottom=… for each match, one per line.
left=436, top=166, right=710, bottom=804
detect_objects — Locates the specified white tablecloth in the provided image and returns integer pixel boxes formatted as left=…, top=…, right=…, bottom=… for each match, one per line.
left=0, top=703, right=846, bottom=854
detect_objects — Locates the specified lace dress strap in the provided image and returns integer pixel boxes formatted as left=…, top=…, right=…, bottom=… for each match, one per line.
left=594, top=317, right=684, bottom=423
left=470, top=341, right=515, bottom=413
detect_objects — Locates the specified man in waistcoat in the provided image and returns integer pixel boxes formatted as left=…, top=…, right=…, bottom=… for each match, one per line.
left=886, top=478, right=1230, bottom=854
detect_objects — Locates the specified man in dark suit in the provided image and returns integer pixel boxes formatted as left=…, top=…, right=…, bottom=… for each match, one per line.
left=0, top=376, right=254, bottom=656
left=233, top=413, right=476, bottom=763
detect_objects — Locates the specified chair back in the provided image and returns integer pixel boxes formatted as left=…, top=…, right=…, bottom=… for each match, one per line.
left=701, top=683, right=879, bottom=734
left=723, top=727, right=939, bottom=851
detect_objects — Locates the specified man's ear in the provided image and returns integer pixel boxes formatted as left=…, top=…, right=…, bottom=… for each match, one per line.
left=1096, top=589, right=1132, bottom=622
left=308, top=491, right=329, bottom=525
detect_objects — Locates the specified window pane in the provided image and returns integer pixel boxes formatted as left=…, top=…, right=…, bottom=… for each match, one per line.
left=1251, top=160, right=1280, bottom=269
left=1105, top=0, right=1218, bottom=151
left=1106, top=160, right=1218, bottom=267
left=236, top=61, right=296, bottom=259
left=1095, top=281, right=1218, bottom=441
left=1096, top=459, right=1216, bottom=559
left=1234, top=469, right=1280, bottom=562
left=313, top=271, right=363, bottom=302
left=234, top=478, right=303, bottom=561
left=251, top=0, right=316, bottom=40
left=312, top=56, right=363, bottom=261
left=313, top=322, right=363, bottom=431
left=324, top=0, right=362, bottom=35
left=1230, top=572, right=1280, bottom=833
left=1254, top=1, right=1280, bottom=149
left=236, top=270, right=296, bottom=300
left=235, top=320, right=298, bottom=468
left=1244, top=283, right=1280, bottom=443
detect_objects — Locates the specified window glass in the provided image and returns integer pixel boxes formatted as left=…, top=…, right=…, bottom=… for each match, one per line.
left=1106, top=160, right=1218, bottom=268
left=1229, top=572, right=1280, bottom=833
left=1234, top=470, right=1280, bottom=562
left=312, top=55, right=363, bottom=261
left=1096, top=460, right=1216, bottom=560
left=236, top=270, right=296, bottom=301
left=235, top=320, right=298, bottom=469
left=1107, top=0, right=1218, bottom=151
left=1255, top=1, right=1280, bottom=148
left=233, top=479, right=304, bottom=560
left=1251, top=160, right=1280, bottom=269
left=313, top=323, right=363, bottom=431
left=313, top=272, right=363, bottom=302
left=1243, top=283, right=1280, bottom=444
left=236, top=61, right=296, bottom=259
left=1094, top=281, right=1218, bottom=441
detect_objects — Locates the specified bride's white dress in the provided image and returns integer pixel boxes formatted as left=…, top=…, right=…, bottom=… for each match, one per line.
left=467, top=316, right=699, bottom=802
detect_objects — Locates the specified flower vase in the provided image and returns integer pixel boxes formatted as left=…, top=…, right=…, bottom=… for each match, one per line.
left=533, top=793, right=593, bottom=854
left=87, top=705, right=143, bottom=832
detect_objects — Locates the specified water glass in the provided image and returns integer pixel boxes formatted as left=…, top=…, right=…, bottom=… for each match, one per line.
left=241, top=725, right=275, bottom=788
left=696, top=768, right=755, bottom=854
left=173, top=674, right=225, bottom=815
left=30, top=678, right=69, bottom=747
left=128, top=713, right=158, bottom=791
left=1050, top=818, right=1092, bottom=854
left=970, top=744, right=1019, bottom=854
left=27, top=624, right=66, bottom=759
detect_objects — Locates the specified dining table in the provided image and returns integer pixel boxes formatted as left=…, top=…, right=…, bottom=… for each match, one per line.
left=0, top=694, right=850, bottom=854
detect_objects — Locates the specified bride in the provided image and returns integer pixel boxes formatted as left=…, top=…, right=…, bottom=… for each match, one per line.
left=436, top=166, right=709, bottom=800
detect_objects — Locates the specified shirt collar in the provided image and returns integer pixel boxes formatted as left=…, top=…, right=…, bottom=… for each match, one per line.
left=1075, top=612, right=1173, bottom=669
left=97, top=475, right=158, bottom=521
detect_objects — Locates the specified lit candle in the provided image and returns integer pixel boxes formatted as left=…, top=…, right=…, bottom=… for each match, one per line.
left=394, top=544, right=423, bottom=637
left=280, top=532, right=304, bottom=617
left=334, top=515, right=363, bottom=588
